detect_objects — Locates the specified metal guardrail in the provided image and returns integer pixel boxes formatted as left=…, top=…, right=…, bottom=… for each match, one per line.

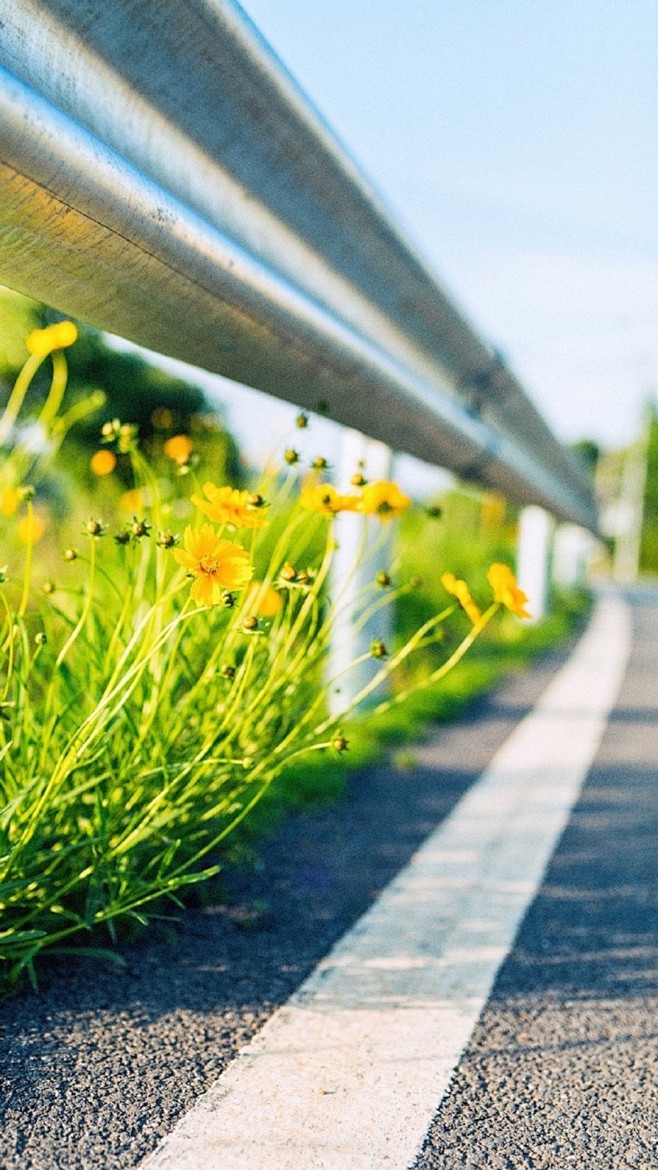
left=0, top=0, right=598, bottom=531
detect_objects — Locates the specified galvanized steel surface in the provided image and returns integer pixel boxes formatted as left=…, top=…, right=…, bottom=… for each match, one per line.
left=0, top=0, right=597, bottom=529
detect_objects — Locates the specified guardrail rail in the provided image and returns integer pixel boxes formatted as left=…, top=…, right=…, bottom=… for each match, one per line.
left=0, top=0, right=598, bottom=531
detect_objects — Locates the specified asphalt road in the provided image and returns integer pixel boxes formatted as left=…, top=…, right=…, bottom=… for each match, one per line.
left=1, top=587, right=656, bottom=1169
left=414, top=587, right=658, bottom=1170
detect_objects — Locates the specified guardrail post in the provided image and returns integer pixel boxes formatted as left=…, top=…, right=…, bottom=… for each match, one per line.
left=552, top=524, right=596, bottom=589
left=516, top=505, right=554, bottom=622
left=328, top=429, right=393, bottom=716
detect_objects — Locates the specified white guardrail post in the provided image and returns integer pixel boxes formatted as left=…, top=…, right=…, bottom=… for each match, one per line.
left=552, top=524, right=597, bottom=591
left=328, top=432, right=394, bottom=714
left=516, top=506, right=555, bottom=623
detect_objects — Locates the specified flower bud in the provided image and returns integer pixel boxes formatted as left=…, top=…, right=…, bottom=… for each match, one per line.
left=34, top=632, right=47, bottom=647
left=295, top=412, right=309, bottom=429
left=376, top=571, right=391, bottom=587
left=42, top=580, right=56, bottom=594
left=370, top=640, right=388, bottom=659
left=242, top=615, right=259, bottom=631
left=332, top=735, right=349, bottom=753
left=117, top=422, right=138, bottom=453
left=63, top=548, right=78, bottom=561
left=101, top=418, right=121, bottom=440
left=220, top=664, right=236, bottom=680
left=130, top=517, right=151, bottom=539
left=284, top=448, right=300, bottom=465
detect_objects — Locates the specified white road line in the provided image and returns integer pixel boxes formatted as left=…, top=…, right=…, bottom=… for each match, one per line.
left=142, top=596, right=631, bottom=1170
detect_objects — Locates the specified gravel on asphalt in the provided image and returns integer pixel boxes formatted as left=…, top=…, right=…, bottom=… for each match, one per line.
left=413, top=590, right=658, bottom=1170
left=0, top=640, right=574, bottom=1170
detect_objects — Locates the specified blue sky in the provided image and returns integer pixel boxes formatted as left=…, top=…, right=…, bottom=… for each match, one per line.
left=228, top=0, right=658, bottom=453
left=122, top=0, right=657, bottom=490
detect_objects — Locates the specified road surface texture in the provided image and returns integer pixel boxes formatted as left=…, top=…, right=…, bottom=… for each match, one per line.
left=1, top=586, right=656, bottom=1169
left=413, top=588, right=658, bottom=1170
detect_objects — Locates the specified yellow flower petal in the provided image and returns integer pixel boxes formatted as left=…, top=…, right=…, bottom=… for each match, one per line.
left=0, top=487, right=20, bottom=517
left=174, top=524, right=252, bottom=605
left=300, top=482, right=360, bottom=515
left=190, top=574, right=220, bottom=606
left=245, top=581, right=283, bottom=617
left=171, top=548, right=198, bottom=571
left=487, top=562, right=531, bottom=619
left=441, top=570, right=482, bottom=625
left=357, top=480, right=411, bottom=521
left=191, top=483, right=268, bottom=529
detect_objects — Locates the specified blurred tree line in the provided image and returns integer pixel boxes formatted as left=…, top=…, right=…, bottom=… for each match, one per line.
left=586, top=404, right=658, bottom=577
left=640, top=406, right=658, bottom=573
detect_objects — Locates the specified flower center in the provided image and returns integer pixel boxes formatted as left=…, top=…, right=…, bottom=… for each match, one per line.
left=199, top=554, right=221, bottom=575
left=377, top=500, right=393, bottom=514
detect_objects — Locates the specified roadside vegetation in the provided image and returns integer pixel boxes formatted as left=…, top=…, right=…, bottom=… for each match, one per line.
left=236, top=519, right=590, bottom=861
left=0, top=316, right=587, bottom=994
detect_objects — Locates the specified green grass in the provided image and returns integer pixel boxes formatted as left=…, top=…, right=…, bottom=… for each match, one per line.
left=0, top=332, right=593, bottom=992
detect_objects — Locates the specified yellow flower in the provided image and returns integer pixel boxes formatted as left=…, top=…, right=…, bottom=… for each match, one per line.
left=25, top=321, right=78, bottom=357
left=164, top=434, right=193, bottom=464
left=90, top=449, right=117, bottom=477
left=487, top=562, right=531, bottom=619
left=119, top=488, right=144, bottom=513
left=17, top=512, right=46, bottom=544
left=357, top=480, right=411, bottom=521
left=173, top=524, right=252, bottom=606
left=300, top=482, right=360, bottom=515
left=441, top=571, right=482, bottom=626
left=191, top=482, right=269, bottom=529
left=244, top=580, right=284, bottom=617
left=0, top=487, right=19, bottom=517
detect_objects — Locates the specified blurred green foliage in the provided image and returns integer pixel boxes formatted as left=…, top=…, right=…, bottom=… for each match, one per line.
left=0, top=287, right=242, bottom=486
left=395, top=489, right=518, bottom=682
left=571, top=438, right=601, bottom=480
left=640, top=407, right=658, bottom=573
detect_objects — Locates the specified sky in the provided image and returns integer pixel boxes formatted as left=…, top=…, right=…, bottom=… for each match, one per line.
left=119, top=0, right=658, bottom=490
